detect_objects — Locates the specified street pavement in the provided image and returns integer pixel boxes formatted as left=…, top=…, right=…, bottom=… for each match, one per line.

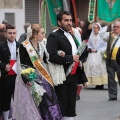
left=75, top=85, right=120, bottom=120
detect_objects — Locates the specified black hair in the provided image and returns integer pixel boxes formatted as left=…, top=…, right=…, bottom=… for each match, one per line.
left=2, top=20, right=9, bottom=25
left=57, top=11, right=72, bottom=22
left=6, top=24, right=15, bottom=30
left=24, top=22, right=31, bottom=33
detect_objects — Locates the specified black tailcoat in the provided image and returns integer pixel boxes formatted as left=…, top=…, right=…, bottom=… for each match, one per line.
left=0, top=41, right=20, bottom=78
left=0, top=40, right=20, bottom=111
left=47, top=29, right=87, bottom=116
left=47, top=29, right=87, bottom=84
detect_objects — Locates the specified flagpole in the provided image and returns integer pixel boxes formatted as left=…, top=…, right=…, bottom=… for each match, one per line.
left=71, top=0, right=78, bottom=27
left=94, top=0, right=97, bottom=22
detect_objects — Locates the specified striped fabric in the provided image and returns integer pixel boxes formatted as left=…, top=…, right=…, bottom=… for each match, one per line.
left=111, top=38, right=120, bottom=60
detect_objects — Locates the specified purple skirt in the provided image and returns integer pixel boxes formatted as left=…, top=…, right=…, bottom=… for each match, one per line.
left=36, top=73, right=62, bottom=120
left=12, top=71, right=62, bottom=120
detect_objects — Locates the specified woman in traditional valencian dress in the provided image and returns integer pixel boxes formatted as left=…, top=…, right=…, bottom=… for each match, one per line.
left=84, top=22, right=108, bottom=89
left=12, top=24, right=62, bottom=120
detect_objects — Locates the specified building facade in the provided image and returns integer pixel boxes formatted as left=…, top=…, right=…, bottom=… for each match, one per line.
left=0, top=0, right=89, bottom=39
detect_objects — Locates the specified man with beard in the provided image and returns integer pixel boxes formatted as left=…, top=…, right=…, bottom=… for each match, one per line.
left=47, top=11, right=87, bottom=120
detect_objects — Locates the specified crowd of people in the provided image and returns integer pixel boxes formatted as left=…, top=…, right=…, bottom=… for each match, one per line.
left=0, top=10, right=120, bottom=120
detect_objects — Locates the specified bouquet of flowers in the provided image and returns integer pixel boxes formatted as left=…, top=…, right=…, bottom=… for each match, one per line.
left=66, top=41, right=87, bottom=77
left=21, top=67, right=46, bottom=106
left=100, top=51, right=107, bottom=61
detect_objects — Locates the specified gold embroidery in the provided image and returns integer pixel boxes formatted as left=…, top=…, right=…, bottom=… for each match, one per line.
left=34, top=60, right=54, bottom=86
left=23, top=41, right=29, bottom=45
left=23, top=39, right=54, bottom=87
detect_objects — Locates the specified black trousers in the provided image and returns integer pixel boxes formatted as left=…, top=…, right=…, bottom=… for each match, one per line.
left=1, top=74, right=17, bottom=111
left=77, top=67, right=88, bottom=84
left=106, top=60, right=120, bottom=99
left=54, top=74, right=78, bottom=117
left=0, top=82, right=2, bottom=115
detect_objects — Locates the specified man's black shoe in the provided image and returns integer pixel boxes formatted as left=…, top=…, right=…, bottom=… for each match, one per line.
left=109, top=98, right=117, bottom=101
left=95, top=85, right=104, bottom=90
left=76, top=95, right=80, bottom=100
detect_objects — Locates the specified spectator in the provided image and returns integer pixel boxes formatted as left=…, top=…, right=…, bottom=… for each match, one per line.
left=0, top=24, right=20, bottom=120
left=100, top=21, right=120, bottom=101
left=18, top=22, right=31, bottom=43
left=2, top=20, right=10, bottom=26
left=0, top=24, right=6, bottom=43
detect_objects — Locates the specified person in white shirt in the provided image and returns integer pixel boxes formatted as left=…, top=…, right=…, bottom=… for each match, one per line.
left=0, top=24, right=20, bottom=120
left=47, top=11, right=88, bottom=120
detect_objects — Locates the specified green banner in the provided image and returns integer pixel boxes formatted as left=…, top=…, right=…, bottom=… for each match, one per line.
left=46, top=0, right=63, bottom=27
left=88, top=0, right=96, bottom=23
left=97, top=0, right=120, bottom=23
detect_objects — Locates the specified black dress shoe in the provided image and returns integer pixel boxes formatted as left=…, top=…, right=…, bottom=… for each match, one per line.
left=109, top=98, right=117, bottom=101
left=76, top=95, right=80, bottom=100
left=95, top=85, right=104, bottom=90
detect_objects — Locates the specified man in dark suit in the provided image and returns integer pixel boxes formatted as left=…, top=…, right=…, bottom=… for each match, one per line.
left=100, top=21, right=120, bottom=101
left=0, top=24, right=20, bottom=120
left=47, top=11, right=87, bottom=120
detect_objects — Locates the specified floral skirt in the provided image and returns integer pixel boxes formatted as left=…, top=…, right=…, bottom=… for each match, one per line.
left=12, top=71, right=62, bottom=120
left=84, top=51, right=108, bottom=85
left=36, top=71, right=62, bottom=120
left=12, top=74, right=42, bottom=120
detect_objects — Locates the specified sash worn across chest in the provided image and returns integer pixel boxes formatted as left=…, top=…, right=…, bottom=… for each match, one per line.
left=110, top=35, right=120, bottom=60
left=23, top=40, right=54, bottom=87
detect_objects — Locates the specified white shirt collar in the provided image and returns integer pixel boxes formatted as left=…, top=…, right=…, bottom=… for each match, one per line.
left=60, top=29, right=77, bottom=55
left=7, top=40, right=16, bottom=60
left=7, top=40, right=16, bottom=45
left=60, top=28, right=70, bottom=35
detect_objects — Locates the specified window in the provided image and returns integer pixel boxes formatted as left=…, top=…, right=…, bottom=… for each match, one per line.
left=5, top=13, right=15, bottom=25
